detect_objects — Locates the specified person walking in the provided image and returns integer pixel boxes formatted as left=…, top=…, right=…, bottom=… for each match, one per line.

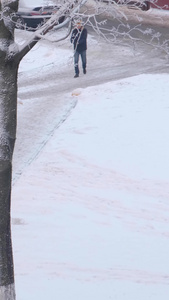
left=71, top=21, right=87, bottom=78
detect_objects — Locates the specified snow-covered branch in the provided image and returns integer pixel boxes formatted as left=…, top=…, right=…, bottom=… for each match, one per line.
left=13, top=0, right=87, bottom=62
left=4, top=0, right=169, bottom=62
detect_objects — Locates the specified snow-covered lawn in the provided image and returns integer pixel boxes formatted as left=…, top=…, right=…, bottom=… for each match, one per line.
left=12, top=65, right=169, bottom=300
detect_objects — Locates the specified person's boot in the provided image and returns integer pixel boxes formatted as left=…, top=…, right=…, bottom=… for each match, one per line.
left=83, top=68, right=86, bottom=74
left=74, top=65, right=79, bottom=78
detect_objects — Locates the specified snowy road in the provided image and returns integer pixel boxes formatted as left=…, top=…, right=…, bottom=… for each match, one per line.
left=13, top=25, right=167, bottom=183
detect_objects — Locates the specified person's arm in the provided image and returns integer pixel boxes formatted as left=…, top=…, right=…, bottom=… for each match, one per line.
left=78, top=28, right=87, bottom=44
left=70, top=29, right=78, bottom=43
left=70, top=30, right=74, bottom=43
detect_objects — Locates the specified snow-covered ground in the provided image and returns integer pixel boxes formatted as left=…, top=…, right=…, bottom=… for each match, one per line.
left=11, top=6, right=169, bottom=300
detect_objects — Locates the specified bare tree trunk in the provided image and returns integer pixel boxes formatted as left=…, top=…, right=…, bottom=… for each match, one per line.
left=0, top=1, right=19, bottom=298
left=0, top=59, right=18, bottom=299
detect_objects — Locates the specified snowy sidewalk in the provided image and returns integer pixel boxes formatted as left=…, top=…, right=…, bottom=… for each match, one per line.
left=12, top=74, right=169, bottom=300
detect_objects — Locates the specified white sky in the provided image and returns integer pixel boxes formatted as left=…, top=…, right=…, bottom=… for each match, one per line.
left=11, top=7, right=169, bottom=300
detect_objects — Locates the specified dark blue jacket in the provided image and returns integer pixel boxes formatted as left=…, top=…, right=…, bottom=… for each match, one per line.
left=71, top=27, right=87, bottom=53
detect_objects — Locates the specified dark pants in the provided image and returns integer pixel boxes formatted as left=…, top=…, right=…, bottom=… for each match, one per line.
left=74, top=50, right=86, bottom=75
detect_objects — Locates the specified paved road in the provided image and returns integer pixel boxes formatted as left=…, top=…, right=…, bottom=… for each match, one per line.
left=12, top=7, right=169, bottom=183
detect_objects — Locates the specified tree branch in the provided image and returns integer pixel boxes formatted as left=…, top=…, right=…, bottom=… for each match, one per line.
left=36, top=18, right=73, bottom=43
left=13, top=0, right=87, bottom=63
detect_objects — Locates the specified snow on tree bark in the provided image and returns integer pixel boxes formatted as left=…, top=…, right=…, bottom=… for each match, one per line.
left=0, top=284, right=15, bottom=300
